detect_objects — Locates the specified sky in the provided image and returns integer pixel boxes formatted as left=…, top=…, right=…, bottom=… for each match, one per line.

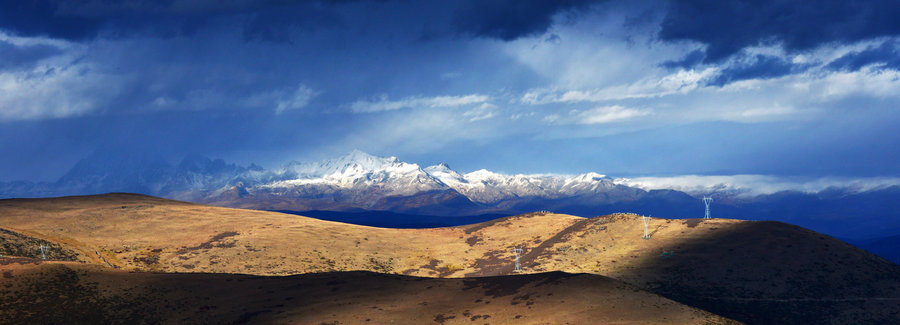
left=2, top=0, right=900, bottom=182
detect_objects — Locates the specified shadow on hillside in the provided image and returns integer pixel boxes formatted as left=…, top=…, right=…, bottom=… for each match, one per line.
left=621, top=219, right=900, bottom=324
left=0, top=265, right=719, bottom=324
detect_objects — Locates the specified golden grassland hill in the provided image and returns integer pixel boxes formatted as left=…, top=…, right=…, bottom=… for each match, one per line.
left=0, top=259, right=737, bottom=325
left=0, top=193, right=587, bottom=277
left=1, top=193, right=899, bottom=324
left=0, top=227, right=82, bottom=261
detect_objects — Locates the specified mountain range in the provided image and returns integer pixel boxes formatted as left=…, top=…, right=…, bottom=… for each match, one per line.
left=3, top=150, right=900, bottom=243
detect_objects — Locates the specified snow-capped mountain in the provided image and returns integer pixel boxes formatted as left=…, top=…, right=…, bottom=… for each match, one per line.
left=263, top=149, right=447, bottom=196
left=194, top=151, right=659, bottom=212
left=4, top=150, right=900, bottom=239
left=424, top=165, right=627, bottom=204
left=208, top=150, right=641, bottom=209
left=2, top=150, right=649, bottom=212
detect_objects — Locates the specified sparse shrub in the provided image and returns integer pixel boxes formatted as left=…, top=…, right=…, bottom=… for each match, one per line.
left=133, top=249, right=163, bottom=272
left=366, top=257, right=394, bottom=273
left=440, top=263, right=463, bottom=272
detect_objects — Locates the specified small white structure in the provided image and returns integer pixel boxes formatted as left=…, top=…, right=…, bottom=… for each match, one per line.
left=703, top=196, right=713, bottom=219
left=642, top=216, right=652, bottom=240
left=38, top=244, right=48, bottom=259
left=513, top=247, right=523, bottom=272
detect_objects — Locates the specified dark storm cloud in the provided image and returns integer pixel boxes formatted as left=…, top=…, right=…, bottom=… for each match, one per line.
left=826, top=41, right=900, bottom=71
left=0, top=0, right=349, bottom=41
left=659, top=0, right=900, bottom=62
left=707, top=54, right=798, bottom=87
left=241, top=4, right=342, bottom=42
left=0, top=1, right=105, bottom=40
left=450, top=0, right=601, bottom=40
left=0, top=0, right=609, bottom=43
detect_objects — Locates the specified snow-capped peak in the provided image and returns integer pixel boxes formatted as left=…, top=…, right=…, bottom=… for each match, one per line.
left=337, top=149, right=400, bottom=170
left=571, top=172, right=608, bottom=183
left=424, top=163, right=466, bottom=184
left=282, top=150, right=403, bottom=178
left=265, top=150, right=447, bottom=195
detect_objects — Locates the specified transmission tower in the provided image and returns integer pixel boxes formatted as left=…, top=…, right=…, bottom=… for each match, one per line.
left=38, top=244, right=48, bottom=260
left=703, top=196, right=713, bottom=219
left=641, top=216, right=652, bottom=240
left=513, top=247, right=523, bottom=272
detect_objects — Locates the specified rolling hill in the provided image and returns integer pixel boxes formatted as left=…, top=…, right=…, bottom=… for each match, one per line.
left=0, top=260, right=735, bottom=324
left=1, top=193, right=898, bottom=324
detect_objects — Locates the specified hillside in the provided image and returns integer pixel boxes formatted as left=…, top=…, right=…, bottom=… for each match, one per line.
left=0, top=259, right=735, bottom=324
left=1, top=193, right=899, bottom=324
left=0, top=227, right=82, bottom=262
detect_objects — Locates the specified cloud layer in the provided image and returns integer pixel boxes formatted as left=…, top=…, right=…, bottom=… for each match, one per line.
left=1, top=0, right=900, bottom=182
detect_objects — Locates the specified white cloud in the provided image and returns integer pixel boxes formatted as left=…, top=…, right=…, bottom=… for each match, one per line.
left=503, top=18, right=900, bottom=135
left=152, top=96, right=175, bottom=107
left=0, top=61, right=120, bottom=121
left=463, top=103, right=497, bottom=121
left=0, top=31, right=74, bottom=49
left=509, top=112, right=535, bottom=120
left=521, top=68, right=718, bottom=105
left=809, top=67, right=900, bottom=101
left=543, top=114, right=560, bottom=123
left=545, top=105, right=651, bottom=125
left=338, top=108, right=502, bottom=154
left=275, top=84, right=318, bottom=114
left=0, top=33, right=121, bottom=121
left=615, top=175, right=900, bottom=197
left=241, top=83, right=319, bottom=113
left=149, top=88, right=250, bottom=111
left=576, top=105, right=650, bottom=124
left=351, top=94, right=489, bottom=113
left=723, top=103, right=799, bottom=122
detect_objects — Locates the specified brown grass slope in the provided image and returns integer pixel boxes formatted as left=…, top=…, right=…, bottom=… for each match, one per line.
left=0, top=194, right=586, bottom=277
left=0, top=259, right=736, bottom=325
left=0, top=227, right=82, bottom=261
left=1, top=193, right=899, bottom=324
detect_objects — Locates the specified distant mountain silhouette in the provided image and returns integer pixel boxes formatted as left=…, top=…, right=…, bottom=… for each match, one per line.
left=850, top=234, right=900, bottom=264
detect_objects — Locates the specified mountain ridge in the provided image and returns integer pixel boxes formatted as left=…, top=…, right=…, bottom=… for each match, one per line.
left=3, top=150, right=900, bottom=240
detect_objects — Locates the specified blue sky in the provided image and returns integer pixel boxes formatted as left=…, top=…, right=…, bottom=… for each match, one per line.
left=2, top=0, right=900, bottom=181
